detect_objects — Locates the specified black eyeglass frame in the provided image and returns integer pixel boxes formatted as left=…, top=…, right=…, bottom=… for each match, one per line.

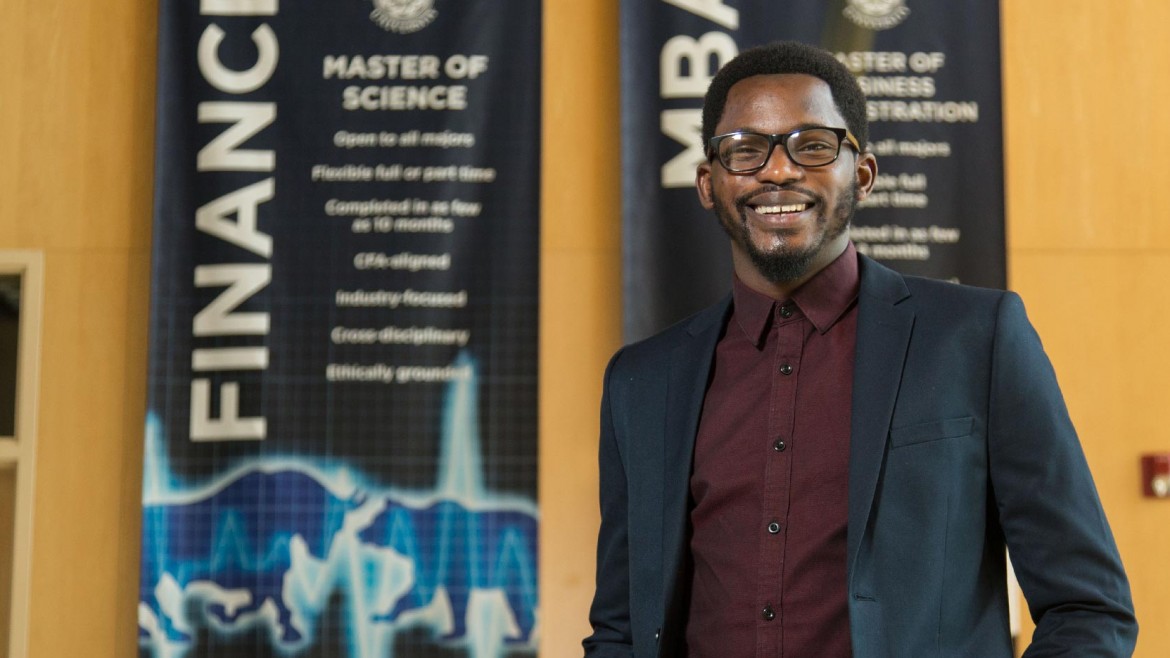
left=706, top=127, right=863, bottom=173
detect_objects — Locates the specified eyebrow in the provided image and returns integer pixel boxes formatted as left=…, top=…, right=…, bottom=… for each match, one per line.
left=721, top=122, right=837, bottom=135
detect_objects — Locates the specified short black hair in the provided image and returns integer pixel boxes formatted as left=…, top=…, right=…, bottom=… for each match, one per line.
left=702, top=41, right=868, bottom=151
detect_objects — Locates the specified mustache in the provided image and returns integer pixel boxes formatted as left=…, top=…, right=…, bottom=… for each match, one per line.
left=734, top=184, right=823, bottom=208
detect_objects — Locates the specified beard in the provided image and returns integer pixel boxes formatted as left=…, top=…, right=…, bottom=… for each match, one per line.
left=714, top=180, right=858, bottom=284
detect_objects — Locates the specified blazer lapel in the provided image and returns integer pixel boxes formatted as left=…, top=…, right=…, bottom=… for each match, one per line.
left=847, top=257, right=914, bottom=579
left=660, top=295, right=730, bottom=638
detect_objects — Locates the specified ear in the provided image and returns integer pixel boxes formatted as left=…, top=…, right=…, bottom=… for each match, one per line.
left=854, top=151, right=878, bottom=201
left=696, top=162, right=715, bottom=210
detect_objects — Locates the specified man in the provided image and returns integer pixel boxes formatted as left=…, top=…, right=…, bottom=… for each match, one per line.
left=584, top=41, right=1136, bottom=657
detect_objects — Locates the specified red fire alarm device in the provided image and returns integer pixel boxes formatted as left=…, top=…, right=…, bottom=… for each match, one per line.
left=1141, top=454, right=1170, bottom=498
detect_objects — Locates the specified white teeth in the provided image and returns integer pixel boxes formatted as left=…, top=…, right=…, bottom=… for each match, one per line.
left=755, top=203, right=810, bottom=214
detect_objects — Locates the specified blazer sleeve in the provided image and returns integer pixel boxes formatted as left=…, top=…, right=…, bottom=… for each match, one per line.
left=988, top=292, right=1138, bottom=656
left=583, top=348, right=636, bottom=657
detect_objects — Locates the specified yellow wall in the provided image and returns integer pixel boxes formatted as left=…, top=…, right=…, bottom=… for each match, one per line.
left=1002, top=2, right=1170, bottom=652
left=0, top=0, right=156, bottom=656
left=540, top=1, right=623, bottom=652
left=1, top=0, right=1167, bottom=656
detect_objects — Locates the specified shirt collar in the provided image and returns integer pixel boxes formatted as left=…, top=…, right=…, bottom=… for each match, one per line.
left=731, top=242, right=860, bottom=345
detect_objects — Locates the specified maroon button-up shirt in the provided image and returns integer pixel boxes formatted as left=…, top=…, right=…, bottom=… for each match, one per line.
left=686, top=244, right=859, bottom=658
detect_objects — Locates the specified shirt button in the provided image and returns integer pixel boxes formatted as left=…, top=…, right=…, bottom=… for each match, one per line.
left=773, top=439, right=786, bottom=452
left=767, top=521, right=781, bottom=534
left=779, top=304, right=794, bottom=318
left=779, top=363, right=793, bottom=375
left=762, top=604, right=776, bottom=621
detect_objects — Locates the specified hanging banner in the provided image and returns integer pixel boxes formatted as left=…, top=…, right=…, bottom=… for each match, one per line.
left=621, top=0, right=1004, bottom=341
left=139, top=2, right=540, bottom=657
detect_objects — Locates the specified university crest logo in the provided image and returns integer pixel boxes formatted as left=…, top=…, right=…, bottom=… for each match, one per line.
left=371, top=0, right=437, bottom=34
left=843, top=0, right=910, bottom=31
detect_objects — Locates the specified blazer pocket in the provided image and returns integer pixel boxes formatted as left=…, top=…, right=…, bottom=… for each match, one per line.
left=889, top=416, right=974, bottom=448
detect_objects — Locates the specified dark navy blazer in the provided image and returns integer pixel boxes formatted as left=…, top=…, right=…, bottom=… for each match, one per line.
left=584, top=256, right=1136, bottom=657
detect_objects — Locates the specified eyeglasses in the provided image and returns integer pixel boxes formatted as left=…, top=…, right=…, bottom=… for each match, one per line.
left=707, top=127, right=861, bottom=173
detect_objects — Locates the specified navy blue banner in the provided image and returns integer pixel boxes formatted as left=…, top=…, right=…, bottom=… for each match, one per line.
left=139, top=2, right=540, bottom=657
left=621, top=0, right=1004, bottom=341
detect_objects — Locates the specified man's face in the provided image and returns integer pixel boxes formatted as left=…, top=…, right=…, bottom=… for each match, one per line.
left=696, top=74, right=877, bottom=288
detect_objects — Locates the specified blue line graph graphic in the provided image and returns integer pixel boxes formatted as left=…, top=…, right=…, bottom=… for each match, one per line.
left=139, top=354, right=539, bottom=657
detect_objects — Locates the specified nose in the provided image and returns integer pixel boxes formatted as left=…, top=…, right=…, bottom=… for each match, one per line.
left=756, top=143, right=804, bottom=183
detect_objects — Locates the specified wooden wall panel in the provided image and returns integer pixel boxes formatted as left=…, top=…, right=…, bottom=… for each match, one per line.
left=1003, top=1, right=1170, bottom=654
left=0, top=0, right=156, bottom=656
left=1003, top=0, right=1170, bottom=251
left=1010, top=253, right=1170, bottom=655
left=540, top=0, right=623, bottom=653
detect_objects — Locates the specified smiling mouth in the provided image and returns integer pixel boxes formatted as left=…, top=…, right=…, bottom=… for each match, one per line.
left=751, top=203, right=813, bottom=215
